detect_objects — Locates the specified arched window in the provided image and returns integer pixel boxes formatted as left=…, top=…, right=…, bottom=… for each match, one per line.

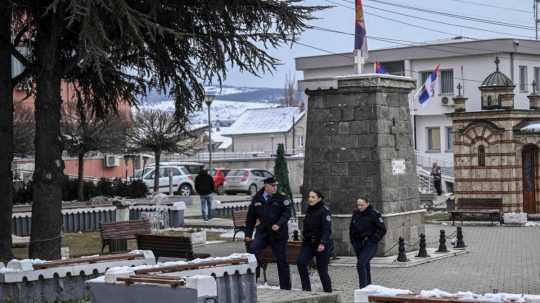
left=478, top=145, right=486, bottom=167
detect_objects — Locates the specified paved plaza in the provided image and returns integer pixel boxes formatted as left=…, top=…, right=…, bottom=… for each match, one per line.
left=194, top=224, right=540, bottom=303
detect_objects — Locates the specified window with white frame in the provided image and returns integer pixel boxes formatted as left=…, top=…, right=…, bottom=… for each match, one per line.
left=446, top=127, right=453, bottom=152
left=440, top=70, right=454, bottom=95
left=519, top=65, right=528, bottom=92
left=427, top=127, right=441, bottom=152
left=298, top=135, right=304, bottom=147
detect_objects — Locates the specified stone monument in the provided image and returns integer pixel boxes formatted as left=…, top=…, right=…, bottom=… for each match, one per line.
left=302, top=74, right=425, bottom=256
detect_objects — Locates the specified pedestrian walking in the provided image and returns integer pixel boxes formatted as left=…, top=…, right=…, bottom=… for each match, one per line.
left=194, top=169, right=215, bottom=221
left=431, top=162, right=442, bottom=196
left=297, top=190, right=333, bottom=293
left=245, top=177, right=292, bottom=290
left=350, top=197, right=386, bottom=289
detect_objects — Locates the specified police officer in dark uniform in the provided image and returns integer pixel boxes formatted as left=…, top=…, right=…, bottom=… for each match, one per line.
left=245, top=177, right=292, bottom=290
left=297, top=190, right=332, bottom=293
left=349, top=197, right=387, bottom=289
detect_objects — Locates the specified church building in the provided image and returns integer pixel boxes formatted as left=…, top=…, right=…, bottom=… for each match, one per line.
left=450, top=58, right=540, bottom=215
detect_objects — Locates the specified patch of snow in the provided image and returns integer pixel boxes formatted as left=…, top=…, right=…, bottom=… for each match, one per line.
left=222, top=107, right=304, bottom=136
left=525, top=221, right=540, bottom=227
left=362, top=285, right=413, bottom=296
left=257, top=283, right=281, bottom=290
left=521, top=123, right=540, bottom=132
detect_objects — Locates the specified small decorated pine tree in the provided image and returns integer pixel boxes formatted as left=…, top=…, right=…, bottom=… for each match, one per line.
left=274, top=144, right=296, bottom=219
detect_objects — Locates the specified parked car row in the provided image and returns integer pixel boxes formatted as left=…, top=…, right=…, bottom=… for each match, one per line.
left=132, top=162, right=274, bottom=197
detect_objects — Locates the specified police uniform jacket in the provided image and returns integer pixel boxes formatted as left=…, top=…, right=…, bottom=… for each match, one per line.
left=302, top=201, right=332, bottom=247
left=245, top=190, right=291, bottom=240
left=349, top=205, right=387, bottom=243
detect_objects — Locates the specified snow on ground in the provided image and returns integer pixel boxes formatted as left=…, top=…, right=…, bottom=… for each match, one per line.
left=140, top=99, right=275, bottom=126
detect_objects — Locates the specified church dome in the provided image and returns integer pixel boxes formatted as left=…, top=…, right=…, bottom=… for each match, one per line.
left=480, top=57, right=514, bottom=89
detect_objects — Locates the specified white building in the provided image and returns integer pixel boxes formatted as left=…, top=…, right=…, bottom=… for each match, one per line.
left=296, top=38, right=540, bottom=172
left=221, top=107, right=306, bottom=154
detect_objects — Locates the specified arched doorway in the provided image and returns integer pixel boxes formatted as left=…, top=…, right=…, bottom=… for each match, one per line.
left=522, top=144, right=538, bottom=214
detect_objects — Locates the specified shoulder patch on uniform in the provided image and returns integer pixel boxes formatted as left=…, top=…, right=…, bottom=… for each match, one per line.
left=326, top=215, right=332, bottom=222
left=254, top=202, right=262, bottom=207
left=324, top=206, right=330, bottom=211
left=378, top=217, right=384, bottom=223
left=283, top=199, right=290, bottom=206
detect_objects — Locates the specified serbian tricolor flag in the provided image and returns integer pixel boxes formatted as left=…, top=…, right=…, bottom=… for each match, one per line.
left=375, top=62, right=387, bottom=74
left=417, top=65, right=440, bottom=106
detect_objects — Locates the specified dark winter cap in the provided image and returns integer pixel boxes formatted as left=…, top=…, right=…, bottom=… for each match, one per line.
left=263, top=177, right=278, bottom=185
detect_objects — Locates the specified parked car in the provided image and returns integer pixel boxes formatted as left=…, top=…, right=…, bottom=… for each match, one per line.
left=158, top=161, right=204, bottom=179
left=223, top=169, right=273, bottom=196
left=209, top=168, right=230, bottom=195
left=136, top=165, right=195, bottom=196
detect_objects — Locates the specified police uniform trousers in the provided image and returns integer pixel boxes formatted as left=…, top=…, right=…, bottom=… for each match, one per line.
left=352, top=239, right=378, bottom=289
left=296, top=241, right=332, bottom=292
left=249, top=232, right=291, bottom=290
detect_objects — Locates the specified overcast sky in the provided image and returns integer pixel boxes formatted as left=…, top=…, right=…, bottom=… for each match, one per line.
left=222, top=0, right=535, bottom=88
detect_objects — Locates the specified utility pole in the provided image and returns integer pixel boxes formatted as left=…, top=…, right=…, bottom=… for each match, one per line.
left=536, top=0, right=540, bottom=40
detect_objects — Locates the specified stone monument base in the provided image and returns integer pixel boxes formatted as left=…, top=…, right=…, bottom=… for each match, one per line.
left=329, top=210, right=426, bottom=257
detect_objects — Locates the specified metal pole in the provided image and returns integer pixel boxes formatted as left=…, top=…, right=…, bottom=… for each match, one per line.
left=168, top=169, right=173, bottom=197
left=207, top=103, right=213, bottom=170
left=536, top=0, right=539, bottom=40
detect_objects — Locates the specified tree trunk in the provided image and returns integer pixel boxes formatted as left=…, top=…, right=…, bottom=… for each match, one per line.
left=29, top=11, right=64, bottom=260
left=77, top=152, right=85, bottom=201
left=0, top=2, right=14, bottom=262
left=153, top=150, right=161, bottom=193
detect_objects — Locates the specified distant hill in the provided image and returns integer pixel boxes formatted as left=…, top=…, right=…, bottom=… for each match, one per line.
left=141, top=85, right=285, bottom=104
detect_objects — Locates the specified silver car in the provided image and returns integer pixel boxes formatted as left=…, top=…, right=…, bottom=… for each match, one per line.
left=223, top=169, right=273, bottom=196
left=135, top=165, right=195, bottom=196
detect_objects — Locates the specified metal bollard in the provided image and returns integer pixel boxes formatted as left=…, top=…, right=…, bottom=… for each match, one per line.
left=437, top=230, right=448, bottom=253
left=416, top=233, right=429, bottom=258
left=396, top=237, right=408, bottom=262
left=454, top=226, right=466, bottom=249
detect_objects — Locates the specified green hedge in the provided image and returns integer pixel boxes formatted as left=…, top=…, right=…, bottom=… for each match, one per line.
left=13, top=177, right=148, bottom=204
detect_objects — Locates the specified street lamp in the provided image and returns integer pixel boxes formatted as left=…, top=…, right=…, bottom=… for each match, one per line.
left=205, top=94, right=216, bottom=170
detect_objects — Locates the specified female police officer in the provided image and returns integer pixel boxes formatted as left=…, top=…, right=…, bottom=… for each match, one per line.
left=349, top=197, right=386, bottom=289
left=296, top=190, right=332, bottom=293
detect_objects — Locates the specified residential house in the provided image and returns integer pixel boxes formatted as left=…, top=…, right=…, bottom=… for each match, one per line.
left=221, top=107, right=306, bottom=155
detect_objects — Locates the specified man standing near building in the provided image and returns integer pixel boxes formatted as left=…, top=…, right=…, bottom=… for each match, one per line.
left=431, top=162, right=442, bottom=196
left=245, top=177, right=292, bottom=290
left=195, top=169, right=215, bottom=221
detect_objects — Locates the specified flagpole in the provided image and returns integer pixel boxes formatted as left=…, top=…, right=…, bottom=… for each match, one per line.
left=355, top=49, right=365, bottom=74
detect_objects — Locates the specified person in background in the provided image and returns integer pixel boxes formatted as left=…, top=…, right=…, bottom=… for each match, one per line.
left=194, top=169, right=215, bottom=221
left=431, top=162, right=442, bottom=196
left=297, top=190, right=333, bottom=293
left=245, top=177, right=292, bottom=290
left=349, top=197, right=386, bottom=289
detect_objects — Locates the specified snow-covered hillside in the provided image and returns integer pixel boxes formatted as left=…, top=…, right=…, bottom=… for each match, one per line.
left=140, top=99, right=276, bottom=125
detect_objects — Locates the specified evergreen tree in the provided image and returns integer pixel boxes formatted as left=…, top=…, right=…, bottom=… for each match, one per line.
left=1, top=0, right=321, bottom=260
left=274, top=144, right=296, bottom=219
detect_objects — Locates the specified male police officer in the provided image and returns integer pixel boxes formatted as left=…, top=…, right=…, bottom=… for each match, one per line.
left=245, top=177, right=292, bottom=290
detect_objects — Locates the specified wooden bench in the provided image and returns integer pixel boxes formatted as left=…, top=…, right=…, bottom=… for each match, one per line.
left=136, top=234, right=210, bottom=261
left=100, top=219, right=151, bottom=253
left=449, top=198, right=503, bottom=226
left=232, top=210, right=248, bottom=241
left=245, top=240, right=303, bottom=282
left=368, top=294, right=493, bottom=303
left=134, top=257, right=249, bottom=275
left=117, top=275, right=186, bottom=288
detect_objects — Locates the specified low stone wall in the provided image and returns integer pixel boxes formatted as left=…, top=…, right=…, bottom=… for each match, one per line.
left=0, top=251, right=156, bottom=303
left=88, top=253, right=258, bottom=303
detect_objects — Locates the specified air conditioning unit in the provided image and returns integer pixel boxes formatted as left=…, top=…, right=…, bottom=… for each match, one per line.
left=441, top=96, right=454, bottom=106
left=104, top=155, right=120, bottom=167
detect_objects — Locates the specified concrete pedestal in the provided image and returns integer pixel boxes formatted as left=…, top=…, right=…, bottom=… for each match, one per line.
left=302, top=74, right=425, bottom=256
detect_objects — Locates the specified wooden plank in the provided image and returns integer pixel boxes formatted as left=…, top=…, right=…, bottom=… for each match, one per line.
left=117, top=276, right=186, bottom=288
left=33, top=253, right=144, bottom=270
left=134, top=257, right=249, bottom=274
